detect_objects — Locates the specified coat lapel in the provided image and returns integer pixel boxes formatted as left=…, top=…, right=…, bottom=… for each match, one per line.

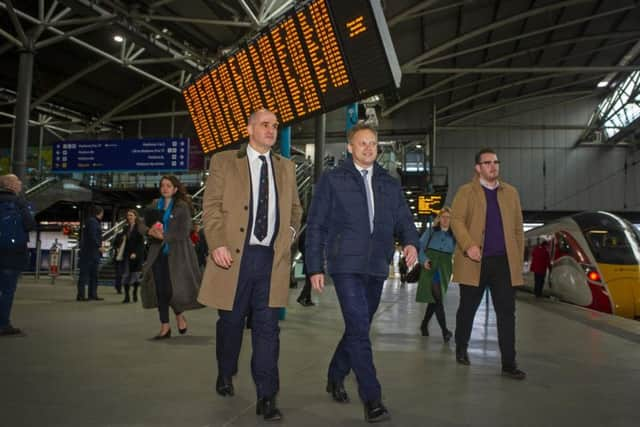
left=234, top=145, right=250, bottom=198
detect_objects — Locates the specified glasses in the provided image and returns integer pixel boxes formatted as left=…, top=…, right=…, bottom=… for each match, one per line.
left=478, top=160, right=500, bottom=166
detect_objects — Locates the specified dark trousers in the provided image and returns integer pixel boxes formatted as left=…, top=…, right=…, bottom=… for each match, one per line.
left=423, top=280, right=448, bottom=333
left=329, top=273, right=384, bottom=403
left=216, top=245, right=280, bottom=399
left=77, top=260, right=99, bottom=298
left=114, top=260, right=126, bottom=292
left=455, top=255, right=517, bottom=368
left=534, top=273, right=545, bottom=297
left=152, top=252, right=178, bottom=323
left=0, top=269, right=20, bottom=328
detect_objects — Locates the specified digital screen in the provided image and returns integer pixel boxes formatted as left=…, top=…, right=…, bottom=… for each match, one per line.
left=418, top=195, right=444, bottom=215
left=51, top=138, right=189, bottom=173
left=183, top=0, right=401, bottom=154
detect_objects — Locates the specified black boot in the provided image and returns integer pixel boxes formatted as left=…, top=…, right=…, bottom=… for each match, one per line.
left=122, top=284, right=130, bottom=303
left=132, top=283, right=139, bottom=302
left=456, top=345, right=470, bottom=365
left=420, top=318, right=429, bottom=336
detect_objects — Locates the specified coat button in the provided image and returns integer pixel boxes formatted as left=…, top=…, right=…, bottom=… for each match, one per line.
left=244, top=205, right=248, bottom=210
left=236, top=249, right=240, bottom=254
left=240, top=227, right=244, bottom=232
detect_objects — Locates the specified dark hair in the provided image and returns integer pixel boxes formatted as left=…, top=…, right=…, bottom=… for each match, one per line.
left=474, top=147, right=497, bottom=164
left=159, top=175, right=193, bottom=211
left=347, top=121, right=378, bottom=143
left=89, top=205, right=104, bottom=217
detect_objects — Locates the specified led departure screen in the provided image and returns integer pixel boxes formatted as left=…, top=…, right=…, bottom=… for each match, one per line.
left=183, top=0, right=401, bottom=154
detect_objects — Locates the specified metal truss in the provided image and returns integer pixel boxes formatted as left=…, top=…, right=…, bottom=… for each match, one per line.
left=238, top=0, right=295, bottom=27
left=384, top=1, right=637, bottom=117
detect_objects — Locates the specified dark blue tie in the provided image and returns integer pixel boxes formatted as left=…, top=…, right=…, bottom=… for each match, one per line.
left=254, top=155, right=269, bottom=241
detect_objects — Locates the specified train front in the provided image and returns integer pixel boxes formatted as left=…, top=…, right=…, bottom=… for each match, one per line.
left=574, top=212, right=640, bottom=319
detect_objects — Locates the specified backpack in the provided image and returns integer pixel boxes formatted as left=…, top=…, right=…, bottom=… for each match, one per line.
left=0, top=200, right=28, bottom=251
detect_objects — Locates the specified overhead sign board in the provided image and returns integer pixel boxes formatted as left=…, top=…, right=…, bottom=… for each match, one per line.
left=183, top=0, right=401, bottom=154
left=51, top=138, right=189, bottom=173
left=418, top=194, right=444, bottom=215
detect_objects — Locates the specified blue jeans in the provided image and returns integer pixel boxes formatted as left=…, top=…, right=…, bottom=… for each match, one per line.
left=0, top=269, right=21, bottom=328
left=329, top=274, right=384, bottom=402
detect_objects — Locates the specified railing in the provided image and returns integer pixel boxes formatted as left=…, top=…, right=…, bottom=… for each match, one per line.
left=25, top=176, right=58, bottom=196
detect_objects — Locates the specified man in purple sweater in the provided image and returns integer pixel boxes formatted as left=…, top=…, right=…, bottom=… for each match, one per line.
left=450, top=148, right=526, bottom=380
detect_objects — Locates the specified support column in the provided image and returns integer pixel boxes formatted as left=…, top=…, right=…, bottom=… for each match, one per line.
left=12, top=48, right=35, bottom=181
left=313, top=114, right=325, bottom=183
left=278, top=126, right=291, bottom=159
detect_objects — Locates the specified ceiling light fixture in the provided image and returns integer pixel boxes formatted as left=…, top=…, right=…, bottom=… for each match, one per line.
left=113, top=35, right=124, bottom=43
left=597, top=81, right=609, bottom=88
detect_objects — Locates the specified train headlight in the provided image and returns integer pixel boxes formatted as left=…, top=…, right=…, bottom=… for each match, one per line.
left=588, top=271, right=601, bottom=282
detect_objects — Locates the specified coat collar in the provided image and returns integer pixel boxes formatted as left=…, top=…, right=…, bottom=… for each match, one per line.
left=234, top=143, right=285, bottom=199
left=341, top=156, right=387, bottom=180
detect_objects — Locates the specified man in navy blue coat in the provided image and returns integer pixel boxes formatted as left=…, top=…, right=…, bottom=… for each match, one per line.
left=305, top=122, right=419, bottom=423
left=77, top=205, right=104, bottom=301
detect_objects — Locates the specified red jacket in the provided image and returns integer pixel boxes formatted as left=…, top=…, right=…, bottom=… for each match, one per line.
left=530, top=244, right=550, bottom=274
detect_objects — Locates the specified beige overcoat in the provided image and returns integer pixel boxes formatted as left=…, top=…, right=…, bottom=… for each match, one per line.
left=197, top=145, right=303, bottom=310
left=450, top=176, right=524, bottom=287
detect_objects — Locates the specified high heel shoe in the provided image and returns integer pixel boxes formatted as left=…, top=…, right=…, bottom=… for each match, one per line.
left=177, top=315, right=188, bottom=335
left=153, top=329, right=171, bottom=340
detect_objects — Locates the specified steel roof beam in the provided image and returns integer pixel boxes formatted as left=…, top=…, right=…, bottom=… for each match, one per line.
left=404, top=0, right=605, bottom=71
left=388, top=0, right=443, bottom=28
left=445, top=90, right=595, bottom=125
left=0, top=24, right=23, bottom=48
left=31, top=58, right=110, bottom=109
left=4, top=0, right=29, bottom=46
left=0, top=2, right=181, bottom=93
left=45, top=15, right=116, bottom=27
left=411, top=66, right=640, bottom=74
left=412, top=4, right=637, bottom=68
left=238, top=0, right=260, bottom=26
left=137, top=14, right=252, bottom=28
left=35, top=18, right=115, bottom=49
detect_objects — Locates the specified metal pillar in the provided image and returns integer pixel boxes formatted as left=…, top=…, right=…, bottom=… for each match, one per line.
left=279, top=126, right=291, bottom=159
left=12, top=48, right=35, bottom=181
left=431, top=102, right=437, bottom=168
left=313, top=114, right=326, bottom=183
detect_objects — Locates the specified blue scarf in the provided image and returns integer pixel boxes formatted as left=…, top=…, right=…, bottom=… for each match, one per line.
left=156, top=198, right=174, bottom=255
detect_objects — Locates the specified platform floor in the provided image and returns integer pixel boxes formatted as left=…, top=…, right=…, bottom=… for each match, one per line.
left=2, top=274, right=639, bottom=427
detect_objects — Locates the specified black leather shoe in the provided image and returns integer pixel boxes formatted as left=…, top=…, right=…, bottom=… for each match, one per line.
left=256, top=397, right=282, bottom=421
left=443, top=330, right=453, bottom=343
left=502, top=366, right=526, bottom=380
left=215, top=375, right=234, bottom=396
left=364, top=400, right=390, bottom=423
left=0, top=326, right=24, bottom=337
left=456, top=346, right=470, bottom=365
left=153, top=330, right=171, bottom=340
left=76, top=296, right=87, bottom=301
left=88, top=296, right=104, bottom=301
left=297, top=297, right=315, bottom=307
left=326, top=379, right=349, bottom=403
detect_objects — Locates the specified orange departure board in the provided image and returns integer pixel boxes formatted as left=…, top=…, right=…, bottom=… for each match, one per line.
left=184, top=0, right=401, bottom=154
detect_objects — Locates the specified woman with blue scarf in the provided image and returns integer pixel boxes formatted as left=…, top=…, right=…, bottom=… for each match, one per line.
left=141, top=175, right=202, bottom=339
left=416, top=207, right=456, bottom=342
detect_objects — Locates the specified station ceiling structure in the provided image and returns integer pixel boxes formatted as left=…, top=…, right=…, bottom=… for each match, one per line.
left=1, top=0, right=639, bottom=146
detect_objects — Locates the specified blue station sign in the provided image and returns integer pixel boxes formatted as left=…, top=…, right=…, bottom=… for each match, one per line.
left=52, top=138, right=190, bottom=173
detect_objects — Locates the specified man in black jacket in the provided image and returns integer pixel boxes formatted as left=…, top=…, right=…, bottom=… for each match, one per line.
left=77, top=205, right=104, bottom=301
left=0, top=174, right=36, bottom=336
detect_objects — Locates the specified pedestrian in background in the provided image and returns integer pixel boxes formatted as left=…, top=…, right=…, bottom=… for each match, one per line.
left=0, top=174, right=35, bottom=336
left=416, top=207, right=455, bottom=342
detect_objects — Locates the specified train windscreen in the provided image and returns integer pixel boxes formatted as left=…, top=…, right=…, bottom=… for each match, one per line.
left=573, top=212, right=640, bottom=265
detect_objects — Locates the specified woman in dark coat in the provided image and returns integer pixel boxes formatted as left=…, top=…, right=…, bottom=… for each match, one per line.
left=140, top=175, right=202, bottom=339
left=118, top=209, right=145, bottom=303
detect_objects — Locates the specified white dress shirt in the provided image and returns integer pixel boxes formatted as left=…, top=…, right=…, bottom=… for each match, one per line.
left=247, top=144, right=276, bottom=246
